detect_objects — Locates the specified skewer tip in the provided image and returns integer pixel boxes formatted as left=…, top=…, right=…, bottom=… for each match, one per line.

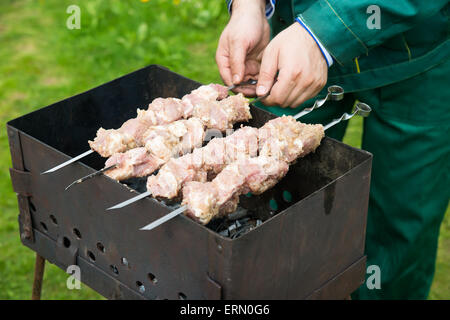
left=65, top=179, right=82, bottom=191
left=105, top=191, right=152, bottom=211
left=139, top=205, right=187, bottom=231
left=65, top=164, right=117, bottom=192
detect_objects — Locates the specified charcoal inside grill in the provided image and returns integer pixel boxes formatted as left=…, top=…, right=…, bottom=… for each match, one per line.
left=122, top=177, right=148, bottom=193
left=208, top=215, right=263, bottom=239
left=205, top=200, right=269, bottom=239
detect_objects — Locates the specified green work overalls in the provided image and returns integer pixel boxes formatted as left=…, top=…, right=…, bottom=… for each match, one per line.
left=241, top=0, right=450, bottom=299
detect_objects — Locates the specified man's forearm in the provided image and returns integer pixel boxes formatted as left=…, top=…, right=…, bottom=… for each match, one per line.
left=231, top=0, right=266, bottom=16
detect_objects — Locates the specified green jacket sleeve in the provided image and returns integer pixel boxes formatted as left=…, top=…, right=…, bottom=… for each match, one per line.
left=295, top=0, right=449, bottom=65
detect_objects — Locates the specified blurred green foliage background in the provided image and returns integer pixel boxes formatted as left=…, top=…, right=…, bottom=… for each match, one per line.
left=0, top=0, right=448, bottom=299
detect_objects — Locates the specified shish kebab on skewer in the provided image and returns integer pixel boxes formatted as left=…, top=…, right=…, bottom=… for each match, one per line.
left=91, top=83, right=342, bottom=158
left=65, top=84, right=344, bottom=188
left=64, top=93, right=252, bottom=189
left=42, top=83, right=232, bottom=174
left=106, top=85, right=344, bottom=208
left=46, top=82, right=343, bottom=175
left=73, top=84, right=343, bottom=182
left=147, top=116, right=323, bottom=199
left=140, top=102, right=372, bottom=231
left=108, top=114, right=326, bottom=210
left=181, top=121, right=324, bottom=225
left=102, top=94, right=251, bottom=181
left=142, top=86, right=344, bottom=202
left=89, top=86, right=247, bottom=157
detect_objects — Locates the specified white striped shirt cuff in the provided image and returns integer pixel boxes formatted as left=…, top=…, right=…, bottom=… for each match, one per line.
left=295, top=17, right=334, bottom=67
left=228, top=0, right=276, bottom=19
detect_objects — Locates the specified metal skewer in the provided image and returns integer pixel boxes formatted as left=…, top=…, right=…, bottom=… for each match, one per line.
left=140, top=205, right=187, bottom=230
left=293, top=85, right=344, bottom=120
left=107, top=191, right=152, bottom=210
left=228, top=79, right=270, bottom=104
left=42, top=149, right=94, bottom=174
left=250, top=91, right=270, bottom=104
left=324, top=102, right=371, bottom=130
left=138, top=102, right=372, bottom=231
left=249, top=84, right=344, bottom=112
left=227, top=79, right=257, bottom=91
left=65, top=164, right=117, bottom=191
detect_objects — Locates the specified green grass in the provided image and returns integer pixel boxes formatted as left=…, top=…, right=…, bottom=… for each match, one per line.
left=0, top=0, right=448, bottom=300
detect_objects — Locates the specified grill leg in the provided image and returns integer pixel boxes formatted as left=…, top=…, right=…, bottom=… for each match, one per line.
left=31, top=253, right=46, bottom=300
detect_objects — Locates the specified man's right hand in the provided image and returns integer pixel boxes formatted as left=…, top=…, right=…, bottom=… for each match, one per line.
left=216, top=0, right=270, bottom=97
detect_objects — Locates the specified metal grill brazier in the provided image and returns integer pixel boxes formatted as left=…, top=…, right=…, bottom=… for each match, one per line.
left=7, top=65, right=372, bottom=299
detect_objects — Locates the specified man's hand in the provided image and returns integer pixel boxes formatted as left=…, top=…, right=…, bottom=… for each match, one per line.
left=256, top=22, right=328, bottom=108
left=216, top=0, right=270, bottom=96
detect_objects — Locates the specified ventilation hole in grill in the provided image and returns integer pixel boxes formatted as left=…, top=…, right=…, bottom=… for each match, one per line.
left=136, top=281, right=145, bottom=293
left=63, top=237, right=71, bottom=248
left=29, top=200, right=36, bottom=212
left=148, top=273, right=157, bottom=284
left=49, top=214, right=58, bottom=225
left=97, top=242, right=105, bottom=253
left=178, top=292, right=187, bottom=300
left=282, top=190, right=293, bottom=203
left=40, top=222, right=48, bottom=232
left=110, top=265, right=119, bottom=275
left=87, top=250, right=96, bottom=262
left=73, top=228, right=82, bottom=239
left=269, top=198, right=278, bottom=211
left=121, top=257, right=129, bottom=268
